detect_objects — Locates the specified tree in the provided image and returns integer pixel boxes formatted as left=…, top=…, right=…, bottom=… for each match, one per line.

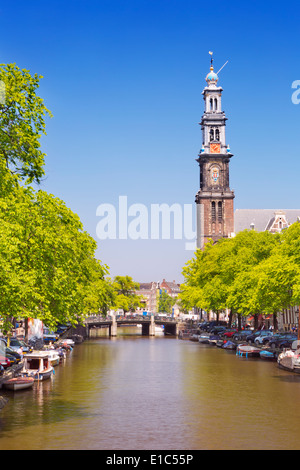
left=84, top=275, right=116, bottom=317
left=112, top=276, right=144, bottom=314
left=181, top=230, right=281, bottom=328
left=158, top=290, right=176, bottom=314
left=0, top=63, right=117, bottom=335
left=0, top=63, right=52, bottom=185
left=0, top=185, right=112, bottom=332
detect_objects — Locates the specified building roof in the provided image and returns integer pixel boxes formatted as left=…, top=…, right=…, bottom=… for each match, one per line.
left=160, top=279, right=181, bottom=293
left=138, top=282, right=157, bottom=291
left=234, top=209, right=300, bottom=233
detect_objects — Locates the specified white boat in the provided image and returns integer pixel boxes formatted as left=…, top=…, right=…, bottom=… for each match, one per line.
left=58, top=338, right=75, bottom=348
left=277, top=349, right=300, bottom=373
left=236, top=343, right=261, bottom=358
left=198, top=333, right=210, bottom=344
left=47, top=350, right=60, bottom=367
left=189, top=333, right=200, bottom=342
left=22, top=351, right=54, bottom=381
left=3, top=376, right=34, bottom=391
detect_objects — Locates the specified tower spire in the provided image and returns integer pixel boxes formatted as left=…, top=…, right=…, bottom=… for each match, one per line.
left=195, top=54, right=235, bottom=248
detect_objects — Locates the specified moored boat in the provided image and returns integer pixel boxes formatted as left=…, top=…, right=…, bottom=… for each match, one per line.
left=22, top=351, right=54, bottom=381
left=47, top=350, right=60, bottom=367
left=3, top=376, right=34, bottom=391
left=57, top=339, right=75, bottom=350
left=222, top=340, right=236, bottom=350
left=208, top=334, right=222, bottom=345
left=236, top=343, right=261, bottom=358
left=260, top=350, right=276, bottom=361
left=189, top=333, right=200, bottom=342
left=277, top=349, right=300, bottom=373
left=198, top=333, right=210, bottom=344
left=179, top=329, right=193, bottom=340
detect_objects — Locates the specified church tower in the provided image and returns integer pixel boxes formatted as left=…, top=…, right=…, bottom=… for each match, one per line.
left=195, top=53, right=235, bottom=248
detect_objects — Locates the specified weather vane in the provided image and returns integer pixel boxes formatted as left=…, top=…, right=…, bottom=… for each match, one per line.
left=208, top=51, right=229, bottom=75
left=209, top=51, right=213, bottom=69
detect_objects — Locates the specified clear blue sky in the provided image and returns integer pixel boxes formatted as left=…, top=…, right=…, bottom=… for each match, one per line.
left=1, top=0, right=299, bottom=283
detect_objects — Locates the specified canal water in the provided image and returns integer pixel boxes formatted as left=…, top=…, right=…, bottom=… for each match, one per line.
left=1, top=327, right=300, bottom=450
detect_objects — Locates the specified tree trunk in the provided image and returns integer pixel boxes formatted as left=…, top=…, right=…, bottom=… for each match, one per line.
left=24, top=318, right=29, bottom=343
left=273, top=312, right=278, bottom=332
left=238, top=314, right=242, bottom=331
left=228, top=309, right=233, bottom=328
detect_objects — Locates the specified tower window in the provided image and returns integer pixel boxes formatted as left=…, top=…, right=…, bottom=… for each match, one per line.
left=209, top=128, right=220, bottom=142
left=210, top=98, right=213, bottom=111
left=214, top=98, right=218, bottom=111
left=211, top=201, right=216, bottom=222
left=218, top=202, right=222, bottom=222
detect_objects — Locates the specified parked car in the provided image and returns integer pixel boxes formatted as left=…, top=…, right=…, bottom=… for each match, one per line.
left=0, top=364, right=4, bottom=375
left=201, top=321, right=227, bottom=331
left=5, top=354, right=17, bottom=365
left=232, top=331, right=250, bottom=341
left=0, top=355, right=11, bottom=368
left=43, top=328, right=59, bottom=344
left=254, top=332, right=274, bottom=345
left=278, top=336, right=298, bottom=350
left=5, top=346, right=22, bottom=363
left=208, top=326, right=227, bottom=334
left=261, top=333, right=284, bottom=346
left=268, top=333, right=297, bottom=350
left=18, top=340, right=32, bottom=353
left=246, top=330, right=272, bottom=344
left=222, top=329, right=238, bottom=338
left=198, top=322, right=209, bottom=330
left=8, top=338, right=31, bottom=354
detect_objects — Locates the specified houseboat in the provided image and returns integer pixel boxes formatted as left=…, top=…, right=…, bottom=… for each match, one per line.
left=22, top=351, right=54, bottom=381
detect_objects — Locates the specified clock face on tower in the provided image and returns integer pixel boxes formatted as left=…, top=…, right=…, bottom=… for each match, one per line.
left=210, top=143, right=221, bottom=154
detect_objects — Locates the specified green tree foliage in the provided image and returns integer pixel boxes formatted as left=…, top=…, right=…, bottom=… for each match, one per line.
left=180, top=227, right=300, bottom=329
left=158, top=290, right=176, bottom=314
left=112, top=276, right=144, bottom=314
left=0, top=63, right=52, bottom=185
left=0, top=64, right=114, bottom=332
left=0, top=185, right=113, bottom=330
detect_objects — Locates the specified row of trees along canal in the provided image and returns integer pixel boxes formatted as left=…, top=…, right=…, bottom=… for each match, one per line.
left=0, top=63, right=153, bottom=340
left=179, top=225, right=300, bottom=337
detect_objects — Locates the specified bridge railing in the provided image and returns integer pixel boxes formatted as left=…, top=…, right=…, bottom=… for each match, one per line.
left=85, top=314, right=180, bottom=323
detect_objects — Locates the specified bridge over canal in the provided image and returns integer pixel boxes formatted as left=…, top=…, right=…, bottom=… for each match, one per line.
left=85, top=315, right=183, bottom=337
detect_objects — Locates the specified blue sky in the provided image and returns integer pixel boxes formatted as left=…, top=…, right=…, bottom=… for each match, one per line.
left=1, top=0, right=300, bottom=283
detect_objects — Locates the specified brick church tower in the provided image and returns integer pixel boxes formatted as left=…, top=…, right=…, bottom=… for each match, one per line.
left=195, top=53, right=235, bottom=248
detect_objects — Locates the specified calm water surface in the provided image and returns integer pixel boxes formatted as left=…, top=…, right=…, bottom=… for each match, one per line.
left=1, top=327, right=300, bottom=450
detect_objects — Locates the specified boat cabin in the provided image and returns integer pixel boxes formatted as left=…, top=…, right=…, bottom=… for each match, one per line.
left=23, top=352, right=50, bottom=373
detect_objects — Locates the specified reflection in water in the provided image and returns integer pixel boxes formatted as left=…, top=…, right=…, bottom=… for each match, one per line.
left=1, top=327, right=300, bottom=450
